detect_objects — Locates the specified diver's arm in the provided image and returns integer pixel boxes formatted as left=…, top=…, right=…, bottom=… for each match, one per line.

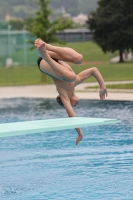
left=60, top=95, right=83, bottom=145
left=76, top=67, right=107, bottom=100
left=60, top=95, right=76, bottom=117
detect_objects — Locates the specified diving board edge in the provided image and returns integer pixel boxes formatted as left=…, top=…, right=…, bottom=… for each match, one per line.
left=0, top=117, right=121, bottom=138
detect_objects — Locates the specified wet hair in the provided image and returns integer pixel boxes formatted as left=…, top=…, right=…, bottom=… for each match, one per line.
left=56, top=95, right=78, bottom=107
left=56, top=95, right=64, bottom=107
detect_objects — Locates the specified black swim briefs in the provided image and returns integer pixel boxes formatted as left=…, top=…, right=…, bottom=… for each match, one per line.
left=37, top=57, right=58, bottom=77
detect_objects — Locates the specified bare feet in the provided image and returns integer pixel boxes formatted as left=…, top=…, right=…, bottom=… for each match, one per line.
left=76, top=134, right=83, bottom=145
left=34, top=38, right=46, bottom=49
left=34, top=38, right=49, bottom=60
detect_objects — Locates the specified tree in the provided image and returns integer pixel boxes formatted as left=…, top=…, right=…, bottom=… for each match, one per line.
left=9, top=19, right=24, bottom=30
left=26, top=0, right=73, bottom=44
left=87, top=0, right=133, bottom=62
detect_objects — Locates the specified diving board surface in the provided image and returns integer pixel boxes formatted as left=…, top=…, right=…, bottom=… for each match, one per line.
left=0, top=117, right=120, bottom=138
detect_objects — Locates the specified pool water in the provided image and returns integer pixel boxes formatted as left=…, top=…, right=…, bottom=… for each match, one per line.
left=0, top=98, right=133, bottom=200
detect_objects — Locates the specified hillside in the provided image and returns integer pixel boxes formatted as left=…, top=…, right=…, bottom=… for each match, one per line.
left=0, top=0, right=98, bottom=20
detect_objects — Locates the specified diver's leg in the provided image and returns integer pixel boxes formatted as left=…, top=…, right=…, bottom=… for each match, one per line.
left=37, top=43, right=76, bottom=82
left=34, top=38, right=83, bottom=64
left=46, top=44, right=83, bottom=64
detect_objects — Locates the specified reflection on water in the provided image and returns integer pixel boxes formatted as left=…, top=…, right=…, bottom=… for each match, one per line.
left=0, top=98, right=133, bottom=200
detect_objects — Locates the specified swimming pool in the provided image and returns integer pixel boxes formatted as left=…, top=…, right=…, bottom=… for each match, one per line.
left=0, top=98, right=133, bottom=200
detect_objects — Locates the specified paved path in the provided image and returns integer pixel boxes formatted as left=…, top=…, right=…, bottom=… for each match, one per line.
left=0, top=81, right=133, bottom=101
left=110, top=52, right=133, bottom=62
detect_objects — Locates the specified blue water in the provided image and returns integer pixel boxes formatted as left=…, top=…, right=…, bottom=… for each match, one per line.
left=0, top=98, right=133, bottom=200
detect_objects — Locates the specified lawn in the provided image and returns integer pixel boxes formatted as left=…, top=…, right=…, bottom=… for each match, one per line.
left=0, top=66, right=52, bottom=86
left=105, top=83, right=133, bottom=89
left=59, top=42, right=111, bottom=61
left=0, top=41, right=133, bottom=87
left=85, top=83, right=133, bottom=89
left=72, top=62, right=133, bottom=82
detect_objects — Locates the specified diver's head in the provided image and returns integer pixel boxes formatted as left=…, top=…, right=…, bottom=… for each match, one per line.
left=56, top=95, right=79, bottom=107
left=56, top=95, right=64, bottom=107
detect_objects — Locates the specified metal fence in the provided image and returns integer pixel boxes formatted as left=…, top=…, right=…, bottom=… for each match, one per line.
left=0, top=30, right=37, bottom=66
left=0, top=29, right=92, bottom=67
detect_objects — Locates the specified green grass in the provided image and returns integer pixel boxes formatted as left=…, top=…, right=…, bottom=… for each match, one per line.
left=0, top=66, right=53, bottom=86
left=0, top=49, right=38, bottom=66
left=72, top=62, right=133, bottom=82
left=0, top=41, right=132, bottom=86
left=0, top=62, right=133, bottom=86
left=85, top=83, right=133, bottom=90
left=104, top=83, right=133, bottom=89
left=57, top=41, right=118, bottom=62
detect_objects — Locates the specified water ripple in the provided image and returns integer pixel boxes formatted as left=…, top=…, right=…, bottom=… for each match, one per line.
left=0, top=98, right=133, bottom=200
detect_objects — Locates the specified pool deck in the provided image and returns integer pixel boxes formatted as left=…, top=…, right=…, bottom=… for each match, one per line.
left=0, top=81, right=133, bottom=101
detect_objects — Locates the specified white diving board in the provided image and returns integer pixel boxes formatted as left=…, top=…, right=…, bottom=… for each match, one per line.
left=0, top=117, right=120, bottom=138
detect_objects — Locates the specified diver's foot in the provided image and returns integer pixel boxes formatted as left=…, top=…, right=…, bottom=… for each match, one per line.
left=76, top=134, right=83, bottom=145
left=34, top=38, right=46, bottom=49
left=37, top=42, right=49, bottom=60
left=34, top=38, right=49, bottom=60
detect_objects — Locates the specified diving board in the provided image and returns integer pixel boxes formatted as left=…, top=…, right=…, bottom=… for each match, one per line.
left=0, top=117, right=120, bottom=138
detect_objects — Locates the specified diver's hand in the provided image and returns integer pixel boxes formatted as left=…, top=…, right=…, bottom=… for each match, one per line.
left=99, top=88, right=107, bottom=100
